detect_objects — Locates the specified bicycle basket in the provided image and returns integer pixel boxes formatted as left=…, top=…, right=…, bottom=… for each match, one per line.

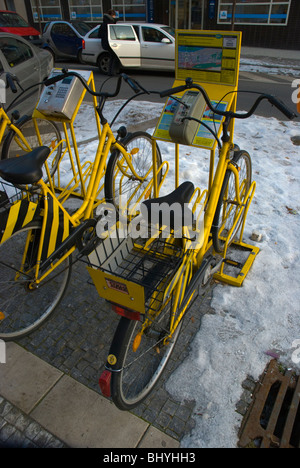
left=0, top=179, right=23, bottom=211
left=86, top=226, right=185, bottom=315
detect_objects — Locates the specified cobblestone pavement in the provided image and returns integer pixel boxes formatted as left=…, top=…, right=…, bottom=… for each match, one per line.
left=0, top=397, right=67, bottom=448
left=13, top=257, right=215, bottom=443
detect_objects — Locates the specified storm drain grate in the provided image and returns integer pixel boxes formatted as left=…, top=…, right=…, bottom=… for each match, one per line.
left=238, top=359, right=300, bottom=448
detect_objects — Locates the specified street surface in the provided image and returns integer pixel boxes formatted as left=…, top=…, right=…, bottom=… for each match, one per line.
left=55, top=60, right=299, bottom=121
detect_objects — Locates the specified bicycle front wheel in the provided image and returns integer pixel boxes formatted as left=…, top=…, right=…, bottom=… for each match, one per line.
left=1, top=116, right=62, bottom=183
left=105, top=131, right=162, bottom=217
left=0, top=222, right=72, bottom=341
left=109, top=302, right=182, bottom=411
left=212, top=150, right=252, bottom=253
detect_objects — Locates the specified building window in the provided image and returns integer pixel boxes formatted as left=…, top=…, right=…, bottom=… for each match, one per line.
left=218, top=0, right=291, bottom=26
left=69, top=0, right=103, bottom=22
left=111, top=0, right=147, bottom=22
left=31, top=0, right=62, bottom=22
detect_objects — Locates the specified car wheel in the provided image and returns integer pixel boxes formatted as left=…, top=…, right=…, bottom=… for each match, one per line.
left=77, top=49, right=83, bottom=64
left=97, top=52, right=111, bottom=74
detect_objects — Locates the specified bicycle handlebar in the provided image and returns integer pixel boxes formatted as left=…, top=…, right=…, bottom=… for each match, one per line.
left=160, top=77, right=297, bottom=121
left=43, top=69, right=141, bottom=98
left=43, top=71, right=297, bottom=121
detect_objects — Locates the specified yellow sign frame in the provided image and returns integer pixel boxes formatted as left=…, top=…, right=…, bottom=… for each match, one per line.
left=153, top=30, right=242, bottom=151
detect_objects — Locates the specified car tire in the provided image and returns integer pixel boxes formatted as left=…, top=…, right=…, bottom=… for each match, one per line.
left=77, top=49, right=84, bottom=64
left=97, top=52, right=111, bottom=74
left=97, top=52, right=120, bottom=75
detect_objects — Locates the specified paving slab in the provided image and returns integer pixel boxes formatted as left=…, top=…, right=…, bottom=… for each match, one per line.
left=0, top=342, right=62, bottom=414
left=31, top=374, right=149, bottom=448
left=138, top=426, right=180, bottom=448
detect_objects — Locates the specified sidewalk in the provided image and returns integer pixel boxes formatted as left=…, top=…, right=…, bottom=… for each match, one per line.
left=241, top=46, right=300, bottom=61
left=0, top=342, right=180, bottom=448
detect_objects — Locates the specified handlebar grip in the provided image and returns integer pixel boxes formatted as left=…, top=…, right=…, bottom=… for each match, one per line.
left=160, top=84, right=188, bottom=98
left=6, top=74, right=17, bottom=93
left=268, top=95, right=297, bottom=120
left=121, top=74, right=140, bottom=94
left=43, top=71, right=69, bottom=86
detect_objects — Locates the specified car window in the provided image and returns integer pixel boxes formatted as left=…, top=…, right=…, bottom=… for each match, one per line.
left=89, top=27, right=100, bottom=39
left=0, top=37, right=33, bottom=68
left=133, top=25, right=140, bottom=40
left=52, top=23, right=77, bottom=37
left=0, top=12, right=28, bottom=28
left=142, top=27, right=168, bottom=43
left=71, top=22, right=91, bottom=36
left=162, top=27, right=175, bottom=38
left=110, top=25, right=136, bottom=41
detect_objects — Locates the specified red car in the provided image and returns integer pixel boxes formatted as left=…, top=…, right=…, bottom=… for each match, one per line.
left=0, top=10, right=42, bottom=46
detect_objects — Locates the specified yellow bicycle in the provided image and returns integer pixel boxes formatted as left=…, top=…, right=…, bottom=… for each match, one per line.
left=0, top=71, right=162, bottom=340
left=86, top=78, right=297, bottom=410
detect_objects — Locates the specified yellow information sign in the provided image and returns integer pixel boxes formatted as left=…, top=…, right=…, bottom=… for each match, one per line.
left=176, top=29, right=241, bottom=87
left=153, top=30, right=242, bottom=151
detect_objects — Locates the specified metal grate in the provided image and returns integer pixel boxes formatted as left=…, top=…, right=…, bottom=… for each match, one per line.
left=238, top=359, right=300, bottom=448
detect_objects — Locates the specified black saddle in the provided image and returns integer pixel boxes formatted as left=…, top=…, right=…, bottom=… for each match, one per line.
left=141, top=181, right=194, bottom=230
left=0, top=146, right=50, bottom=185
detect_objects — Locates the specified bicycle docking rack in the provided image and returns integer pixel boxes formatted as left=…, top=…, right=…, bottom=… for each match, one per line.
left=214, top=240, right=260, bottom=287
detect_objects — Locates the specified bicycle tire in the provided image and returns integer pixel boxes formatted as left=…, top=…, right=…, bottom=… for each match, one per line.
left=212, top=150, right=252, bottom=253
left=109, top=299, right=182, bottom=411
left=104, top=131, right=163, bottom=217
left=0, top=222, right=72, bottom=341
left=1, top=116, right=62, bottom=183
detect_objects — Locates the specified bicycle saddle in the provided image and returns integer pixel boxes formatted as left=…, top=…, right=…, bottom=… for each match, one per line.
left=141, top=181, right=194, bottom=230
left=0, top=146, right=50, bottom=185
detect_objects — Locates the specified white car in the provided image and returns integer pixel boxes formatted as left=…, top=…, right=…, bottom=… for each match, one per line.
left=81, top=23, right=175, bottom=74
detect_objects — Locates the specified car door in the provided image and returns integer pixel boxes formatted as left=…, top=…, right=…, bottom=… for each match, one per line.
left=0, top=36, right=40, bottom=114
left=108, top=24, right=141, bottom=68
left=140, top=26, right=175, bottom=70
left=50, top=23, right=81, bottom=57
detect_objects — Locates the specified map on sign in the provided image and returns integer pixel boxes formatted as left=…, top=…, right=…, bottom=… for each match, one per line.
left=176, top=31, right=241, bottom=87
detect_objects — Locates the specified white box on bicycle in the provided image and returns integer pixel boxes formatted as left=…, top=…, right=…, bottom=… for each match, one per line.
left=36, top=68, right=92, bottom=120
left=169, top=90, right=205, bottom=146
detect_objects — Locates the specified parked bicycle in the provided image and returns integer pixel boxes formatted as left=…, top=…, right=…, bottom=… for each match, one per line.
left=83, top=77, right=296, bottom=410
left=0, top=70, right=163, bottom=340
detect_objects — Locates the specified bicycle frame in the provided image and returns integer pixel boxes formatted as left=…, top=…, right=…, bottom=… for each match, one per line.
left=0, top=122, right=155, bottom=289
left=0, top=108, right=32, bottom=150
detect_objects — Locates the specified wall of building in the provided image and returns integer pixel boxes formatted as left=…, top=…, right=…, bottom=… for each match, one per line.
left=206, top=0, right=300, bottom=50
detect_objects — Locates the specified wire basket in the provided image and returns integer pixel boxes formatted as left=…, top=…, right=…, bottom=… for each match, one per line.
left=0, top=179, right=24, bottom=211
left=86, top=226, right=185, bottom=316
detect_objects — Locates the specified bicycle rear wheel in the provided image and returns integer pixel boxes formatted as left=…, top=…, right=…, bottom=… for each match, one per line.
left=1, top=116, right=62, bottom=183
left=109, top=298, right=182, bottom=411
left=212, top=150, right=252, bottom=253
left=104, top=131, right=162, bottom=217
left=0, top=222, right=71, bottom=341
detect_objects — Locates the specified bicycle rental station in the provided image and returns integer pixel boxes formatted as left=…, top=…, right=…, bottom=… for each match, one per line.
left=0, top=27, right=296, bottom=410
left=150, top=29, right=260, bottom=287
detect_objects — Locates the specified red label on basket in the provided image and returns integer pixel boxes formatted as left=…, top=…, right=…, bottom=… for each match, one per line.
left=105, top=278, right=129, bottom=295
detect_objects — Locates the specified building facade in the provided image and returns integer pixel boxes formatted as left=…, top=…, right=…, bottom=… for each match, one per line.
left=2, top=0, right=299, bottom=50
